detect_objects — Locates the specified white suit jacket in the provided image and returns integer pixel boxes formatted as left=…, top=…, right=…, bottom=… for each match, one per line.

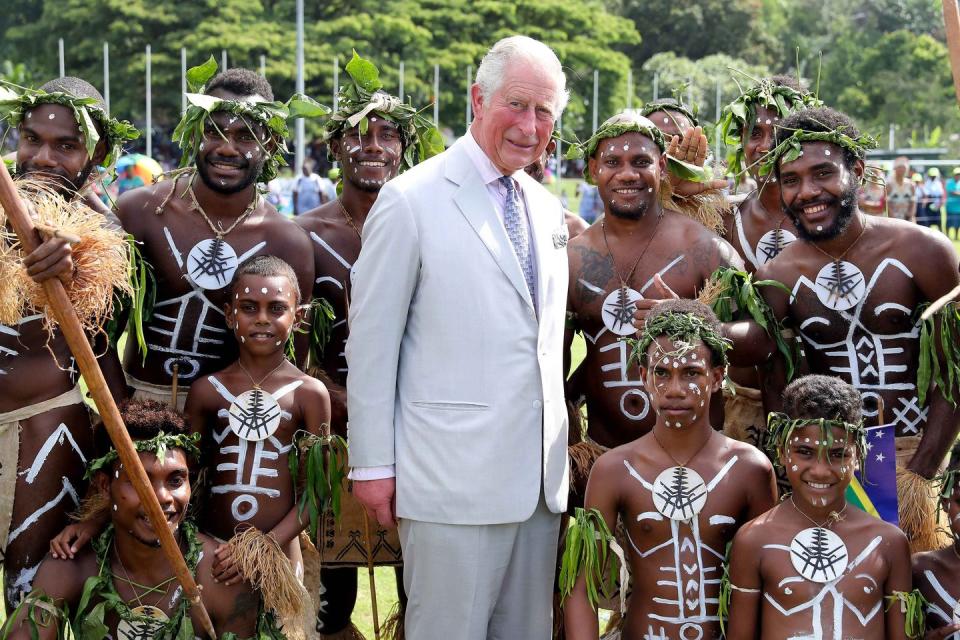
left=345, top=137, right=569, bottom=525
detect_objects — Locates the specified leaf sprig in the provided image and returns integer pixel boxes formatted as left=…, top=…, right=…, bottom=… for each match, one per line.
left=558, top=507, right=620, bottom=610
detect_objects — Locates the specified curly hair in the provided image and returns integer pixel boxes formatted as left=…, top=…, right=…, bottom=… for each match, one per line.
left=206, top=67, right=274, bottom=102
left=228, top=254, right=300, bottom=303
left=768, top=74, right=807, bottom=93
left=782, top=374, right=862, bottom=424
left=93, top=398, right=189, bottom=459
left=775, top=106, right=863, bottom=171
left=641, top=299, right=726, bottom=366
left=35, top=76, right=108, bottom=136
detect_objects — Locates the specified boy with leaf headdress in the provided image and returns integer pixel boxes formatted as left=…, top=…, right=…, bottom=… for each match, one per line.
left=562, top=300, right=776, bottom=639
left=0, top=76, right=137, bottom=609
left=295, top=51, right=442, bottom=639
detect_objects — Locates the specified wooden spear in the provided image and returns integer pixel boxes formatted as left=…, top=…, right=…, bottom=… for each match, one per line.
left=943, top=0, right=960, bottom=105
left=0, top=162, right=218, bottom=640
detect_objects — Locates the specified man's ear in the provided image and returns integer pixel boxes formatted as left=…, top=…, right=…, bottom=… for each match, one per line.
left=710, top=364, right=725, bottom=393
left=330, top=135, right=343, bottom=161
left=587, top=156, right=600, bottom=185
left=852, top=158, right=865, bottom=184
left=470, top=83, right=484, bottom=120
left=90, top=137, right=108, bottom=168
left=223, top=303, right=236, bottom=329
left=95, top=470, right=110, bottom=495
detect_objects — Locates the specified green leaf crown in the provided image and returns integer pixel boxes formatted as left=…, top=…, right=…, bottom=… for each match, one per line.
left=84, top=431, right=201, bottom=480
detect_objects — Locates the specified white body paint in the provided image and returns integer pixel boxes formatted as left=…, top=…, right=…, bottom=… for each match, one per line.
left=922, top=569, right=960, bottom=639
left=208, top=376, right=298, bottom=520
left=309, top=231, right=353, bottom=374
left=0, top=314, right=43, bottom=375
left=762, top=535, right=884, bottom=639
left=622, top=456, right=738, bottom=635
left=790, top=258, right=927, bottom=433
left=733, top=206, right=796, bottom=269
left=147, top=229, right=265, bottom=381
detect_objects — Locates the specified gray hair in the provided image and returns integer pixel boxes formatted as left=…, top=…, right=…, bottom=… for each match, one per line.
left=475, top=36, right=569, bottom=119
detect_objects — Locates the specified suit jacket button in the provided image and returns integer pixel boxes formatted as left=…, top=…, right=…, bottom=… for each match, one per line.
left=534, top=400, right=543, bottom=409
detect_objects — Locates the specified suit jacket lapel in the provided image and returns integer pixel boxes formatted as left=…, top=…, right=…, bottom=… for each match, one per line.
left=446, top=143, right=535, bottom=311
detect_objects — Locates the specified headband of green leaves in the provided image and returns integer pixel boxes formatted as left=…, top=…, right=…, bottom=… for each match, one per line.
left=759, top=126, right=879, bottom=179
left=764, top=412, right=867, bottom=473
left=717, top=78, right=821, bottom=180
left=172, top=56, right=330, bottom=183
left=639, top=99, right=699, bottom=129
left=325, top=51, right=444, bottom=173
left=628, top=308, right=731, bottom=368
left=84, top=431, right=201, bottom=480
left=0, top=82, right=139, bottom=170
left=565, top=111, right=707, bottom=185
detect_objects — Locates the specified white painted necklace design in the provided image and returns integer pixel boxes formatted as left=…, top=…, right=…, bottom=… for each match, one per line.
left=788, top=496, right=849, bottom=583
left=226, top=361, right=294, bottom=442
left=185, top=185, right=261, bottom=290
left=650, top=431, right=713, bottom=521
left=755, top=225, right=797, bottom=265
left=600, top=217, right=660, bottom=336
left=117, top=605, right=169, bottom=640
left=810, top=219, right=869, bottom=311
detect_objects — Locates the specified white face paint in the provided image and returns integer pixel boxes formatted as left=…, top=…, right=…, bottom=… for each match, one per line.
left=245, top=151, right=252, bottom=159
left=824, top=149, right=831, bottom=156
left=260, top=287, right=268, bottom=294
left=48, top=113, right=55, bottom=119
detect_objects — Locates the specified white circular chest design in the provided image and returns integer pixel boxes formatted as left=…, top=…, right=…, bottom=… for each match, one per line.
left=601, top=287, right=643, bottom=336
left=228, top=388, right=282, bottom=441
left=755, top=228, right=797, bottom=265
left=186, top=238, right=239, bottom=290
left=117, top=605, right=169, bottom=640
left=790, top=527, right=848, bottom=583
left=814, top=260, right=866, bottom=311
left=652, top=466, right=708, bottom=521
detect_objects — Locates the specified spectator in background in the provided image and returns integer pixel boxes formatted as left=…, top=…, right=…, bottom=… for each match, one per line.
left=886, top=156, right=916, bottom=223
left=913, top=172, right=925, bottom=222
left=319, top=168, right=337, bottom=203
left=116, top=164, right=144, bottom=195
left=292, top=159, right=325, bottom=215
left=857, top=163, right=886, bottom=215
left=577, top=181, right=602, bottom=224
left=920, top=166, right=945, bottom=228
left=946, top=167, right=960, bottom=239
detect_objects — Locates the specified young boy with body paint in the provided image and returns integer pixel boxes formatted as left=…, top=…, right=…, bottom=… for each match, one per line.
left=563, top=299, right=776, bottom=640
left=52, top=255, right=331, bottom=629
left=726, top=375, right=913, bottom=640
left=913, top=445, right=960, bottom=639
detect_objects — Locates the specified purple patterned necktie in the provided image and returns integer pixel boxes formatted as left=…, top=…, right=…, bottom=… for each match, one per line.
left=499, top=175, right=536, bottom=301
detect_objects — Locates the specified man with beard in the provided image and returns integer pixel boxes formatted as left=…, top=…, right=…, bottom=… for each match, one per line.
left=0, top=76, right=137, bottom=609
left=3, top=399, right=282, bottom=639
left=564, top=111, right=743, bottom=454
left=756, top=106, right=960, bottom=552
left=115, top=65, right=315, bottom=409
left=524, top=138, right=589, bottom=238
left=296, top=53, right=443, bottom=638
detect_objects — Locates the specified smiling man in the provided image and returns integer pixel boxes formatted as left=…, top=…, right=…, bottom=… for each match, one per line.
left=115, top=66, right=314, bottom=409
left=346, top=36, right=571, bottom=639
left=756, top=106, right=960, bottom=552
left=565, top=111, right=742, bottom=453
left=563, top=300, right=776, bottom=640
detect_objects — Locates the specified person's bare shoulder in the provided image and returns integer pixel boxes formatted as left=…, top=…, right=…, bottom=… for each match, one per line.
left=28, top=547, right=98, bottom=604
left=114, top=180, right=173, bottom=237
left=295, top=200, right=340, bottom=234
left=732, top=500, right=785, bottom=545
left=718, top=433, right=775, bottom=475
left=296, top=372, right=329, bottom=403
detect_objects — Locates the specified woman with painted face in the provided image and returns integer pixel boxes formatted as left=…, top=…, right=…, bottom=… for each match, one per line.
left=726, top=375, right=914, bottom=640
left=2, top=399, right=282, bottom=639
left=562, top=300, right=776, bottom=640
left=913, top=445, right=960, bottom=639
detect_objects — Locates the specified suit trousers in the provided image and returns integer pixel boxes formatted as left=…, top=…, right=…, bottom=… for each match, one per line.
left=398, top=493, right=560, bottom=640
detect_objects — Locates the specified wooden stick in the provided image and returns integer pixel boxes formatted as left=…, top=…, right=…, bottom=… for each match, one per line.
left=171, top=361, right=180, bottom=409
left=943, top=0, right=960, bottom=105
left=0, top=163, right=218, bottom=640
left=362, top=509, right=381, bottom=640
left=921, top=283, right=960, bottom=321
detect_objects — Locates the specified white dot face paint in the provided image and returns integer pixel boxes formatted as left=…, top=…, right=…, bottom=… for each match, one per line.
left=648, top=187, right=653, bottom=192
left=816, top=225, right=824, bottom=232
left=663, top=117, right=670, bottom=124
left=824, top=149, right=831, bottom=156
left=623, top=144, right=629, bottom=151
left=260, top=287, right=268, bottom=294
left=245, top=151, right=253, bottom=159
left=48, top=113, right=55, bottom=119
left=348, top=146, right=361, bottom=154
left=240, top=336, right=246, bottom=343
left=765, top=119, right=772, bottom=125
left=244, top=288, right=250, bottom=294
left=229, top=117, right=237, bottom=124
left=370, top=117, right=378, bottom=122
left=26, top=112, right=31, bottom=118
left=199, top=142, right=204, bottom=151
left=791, top=465, right=798, bottom=471
left=275, top=340, right=281, bottom=346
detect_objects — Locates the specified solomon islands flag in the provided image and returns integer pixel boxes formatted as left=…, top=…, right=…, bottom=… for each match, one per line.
left=845, top=423, right=898, bottom=525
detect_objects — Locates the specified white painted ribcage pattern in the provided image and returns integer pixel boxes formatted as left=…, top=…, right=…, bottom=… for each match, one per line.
left=762, top=535, right=883, bottom=640
left=208, top=376, right=298, bottom=521
left=5, top=423, right=86, bottom=603
left=923, top=569, right=960, bottom=639
left=621, top=456, right=738, bottom=633
left=791, top=258, right=927, bottom=433
left=310, top=231, right=350, bottom=375
left=149, top=228, right=266, bottom=381
left=583, top=256, right=684, bottom=422
left=0, top=314, right=42, bottom=376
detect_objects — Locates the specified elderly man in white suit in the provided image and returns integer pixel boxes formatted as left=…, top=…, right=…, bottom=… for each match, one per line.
left=345, top=36, right=570, bottom=639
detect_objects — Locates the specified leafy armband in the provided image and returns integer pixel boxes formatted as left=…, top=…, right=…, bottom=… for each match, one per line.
left=105, top=234, right=156, bottom=361
left=559, top=507, right=622, bottom=611
left=3, top=591, right=67, bottom=639
left=288, top=429, right=348, bottom=545
left=917, top=301, right=960, bottom=407
left=886, top=589, right=927, bottom=639
left=704, top=266, right=800, bottom=380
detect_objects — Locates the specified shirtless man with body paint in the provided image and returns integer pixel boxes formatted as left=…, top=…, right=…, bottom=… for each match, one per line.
left=0, top=76, right=131, bottom=610
left=564, top=300, right=776, bottom=640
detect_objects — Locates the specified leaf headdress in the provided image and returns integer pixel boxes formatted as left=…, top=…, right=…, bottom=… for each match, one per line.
left=627, top=306, right=732, bottom=368
left=172, top=56, right=330, bottom=184
left=638, top=96, right=700, bottom=129
left=325, top=51, right=444, bottom=173
left=0, top=82, right=139, bottom=171
left=717, top=77, right=821, bottom=181
left=84, top=431, right=201, bottom=480
left=759, top=125, right=880, bottom=183
left=764, top=412, right=867, bottom=473
left=564, top=111, right=708, bottom=185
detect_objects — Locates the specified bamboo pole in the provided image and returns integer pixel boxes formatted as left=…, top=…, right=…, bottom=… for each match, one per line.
left=943, top=0, right=960, bottom=105
left=0, top=162, right=218, bottom=640
left=362, top=511, right=381, bottom=640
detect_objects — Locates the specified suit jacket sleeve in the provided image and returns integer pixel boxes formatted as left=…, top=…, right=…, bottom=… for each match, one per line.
left=345, top=182, right=421, bottom=468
